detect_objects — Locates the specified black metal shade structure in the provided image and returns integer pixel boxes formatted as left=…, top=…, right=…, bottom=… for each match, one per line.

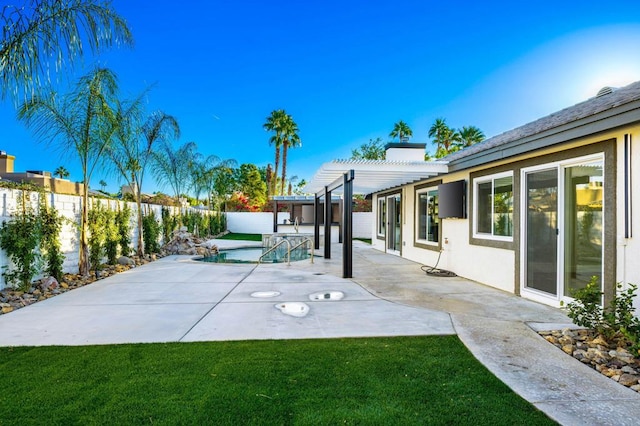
left=314, top=170, right=355, bottom=278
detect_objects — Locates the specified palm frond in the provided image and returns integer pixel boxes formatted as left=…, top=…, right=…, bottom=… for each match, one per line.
left=1, top=0, right=133, bottom=102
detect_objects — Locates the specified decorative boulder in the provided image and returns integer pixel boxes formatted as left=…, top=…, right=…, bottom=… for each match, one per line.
left=117, top=256, right=135, bottom=266
left=39, top=276, right=59, bottom=291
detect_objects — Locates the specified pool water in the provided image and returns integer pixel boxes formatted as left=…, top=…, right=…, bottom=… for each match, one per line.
left=198, top=247, right=310, bottom=264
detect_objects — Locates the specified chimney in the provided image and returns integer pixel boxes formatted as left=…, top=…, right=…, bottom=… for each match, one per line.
left=384, top=142, right=426, bottom=161
left=0, top=152, right=15, bottom=174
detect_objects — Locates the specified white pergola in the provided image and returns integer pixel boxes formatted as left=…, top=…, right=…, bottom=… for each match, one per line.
left=303, top=159, right=449, bottom=195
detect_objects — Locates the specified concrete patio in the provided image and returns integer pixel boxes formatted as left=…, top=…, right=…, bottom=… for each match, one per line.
left=0, top=240, right=639, bottom=425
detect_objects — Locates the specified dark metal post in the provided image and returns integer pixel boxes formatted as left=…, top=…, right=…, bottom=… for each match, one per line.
left=314, top=195, right=320, bottom=250
left=324, top=186, right=331, bottom=259
left=338, top=199, right=343, bottom=243
left=343, top=171, right=354, bottom=278
left=273, top=200, right=278, bottom=232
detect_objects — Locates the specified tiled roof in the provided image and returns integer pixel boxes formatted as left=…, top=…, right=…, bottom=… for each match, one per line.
left=444, top=81, right=640, bottom=163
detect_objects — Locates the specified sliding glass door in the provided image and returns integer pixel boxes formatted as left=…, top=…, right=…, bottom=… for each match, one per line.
left=386, top=194, right=401, bottom=254
left=524, top=168, right=558, bottom=295
left=522, top=156, right=604, bottom=302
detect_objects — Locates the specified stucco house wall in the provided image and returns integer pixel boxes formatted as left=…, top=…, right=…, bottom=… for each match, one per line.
left=371, top=83, right=640, bottom=310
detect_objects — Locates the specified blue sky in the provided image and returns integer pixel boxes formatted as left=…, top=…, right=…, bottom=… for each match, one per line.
left=3, top=0, right=640, bottom=194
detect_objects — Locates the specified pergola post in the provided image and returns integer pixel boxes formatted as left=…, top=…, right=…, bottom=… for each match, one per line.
left=315, top=170, right=355, bottom=278
left=342, top=171, right=353, bottom=278
left=324, top=185, right=331, bottom=259
left=314, top=195, right=320, bottom=250
left=272, top=199, right=278, bottom=232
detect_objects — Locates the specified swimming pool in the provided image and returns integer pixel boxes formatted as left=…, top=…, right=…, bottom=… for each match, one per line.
left=198, top=246, right=311, bottom=264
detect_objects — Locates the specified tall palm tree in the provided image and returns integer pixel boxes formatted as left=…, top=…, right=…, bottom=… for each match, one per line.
left=54, top=166, right=69, bottom=179
left=99, top=179, right=107, bottom=192
left=457, top=125, right=485, bottom=148
left=389, top=120, right=413, bottom=142
left=1, top=0, right=133, bottom=102
left=428, top=118, right=460, bottom=158
left=279, top=113, right=300, bottom=196
left=263, top=109, right=286, bottom=196
left=18, top=67, right=119, bottom=277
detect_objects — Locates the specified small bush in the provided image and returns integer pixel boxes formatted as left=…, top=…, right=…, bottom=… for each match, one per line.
left=88, top=203, right=107, bottom=272
left=104, top=209, right=119, bottom=265
left=116, top=205, right=131, bottom=257
left=142, top=211, right=161, bottom=254
left=566, top=277, right=640, bottom=356
left=40, top=204, right=64, bottom=281
left=0, top=211, right=41, bottom=290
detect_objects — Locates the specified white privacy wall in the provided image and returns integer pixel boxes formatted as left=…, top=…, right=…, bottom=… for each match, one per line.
left=226, top=212, right=373, bottom=239
left=0, top=187, right=187, bottom=289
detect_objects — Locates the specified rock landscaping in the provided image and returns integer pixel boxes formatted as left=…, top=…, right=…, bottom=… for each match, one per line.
left=161, top=227, right=218, bottom=256
left=539, top=328, right=640, bottom=393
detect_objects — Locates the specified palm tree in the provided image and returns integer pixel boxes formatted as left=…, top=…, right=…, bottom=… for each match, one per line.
left=99, top=180, right=107, bottom=192
left=1, top=0, right=133, bottom=102
left=54, top=166, right=69, bottom=179
left=108, top=105, right=180, bottom=256
left=18, top=67, right=119, bottom=277
left=279, top=113, right=301, bottom=196
left=152, top=141, right=198, bottom=204
left=428, top=118, right=460, bottom=158
left=389, top=120, right=413, bottom=142
left=263, top=109, right=287, bottom=196
left=457, top=126, right=485, bottom=148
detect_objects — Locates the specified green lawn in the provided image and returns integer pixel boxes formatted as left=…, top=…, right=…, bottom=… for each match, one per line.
left=0, top=336, right=554, bottom=425
left=218, top=232, right=263, bottom=241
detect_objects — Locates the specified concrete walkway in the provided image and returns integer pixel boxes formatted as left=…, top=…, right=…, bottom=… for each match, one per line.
left=0, top=240, right=639, bottom=425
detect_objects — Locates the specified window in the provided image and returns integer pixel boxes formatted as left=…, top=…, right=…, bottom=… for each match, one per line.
left=377, top=197, right=386, bottom=237
left=474, top=172, right=513, bottom=240
left=416, top=187, right=439, bottom=245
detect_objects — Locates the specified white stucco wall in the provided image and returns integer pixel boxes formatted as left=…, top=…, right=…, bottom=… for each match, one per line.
left=372, top=182, right=516, bottom=294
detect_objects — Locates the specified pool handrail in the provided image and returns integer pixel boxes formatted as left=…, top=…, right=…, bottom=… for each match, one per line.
left=289, top=237, right=314, bottom=264
left=258, top=238, right=291, bottom=265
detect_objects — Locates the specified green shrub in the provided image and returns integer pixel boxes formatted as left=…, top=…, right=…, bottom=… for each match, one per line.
left=104, top=208, right=119, bottom=265
left=566, top=277, right=640, bottom=356
left=0, top=192, right=42, bottom=290
left=142, top=211, right=161, bottom=254
left=565, top=276, right=604, bottom=333
left=161, top=206, right=176, bottom=243
left=116, top=204, right=131, bottom=257
left=40, top=204, right=64, bottom=281
left=88, top=203, right=107, bottom=272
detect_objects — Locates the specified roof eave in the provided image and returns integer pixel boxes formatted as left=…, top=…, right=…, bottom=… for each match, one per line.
left=448, top=98, right=640, bottom=172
